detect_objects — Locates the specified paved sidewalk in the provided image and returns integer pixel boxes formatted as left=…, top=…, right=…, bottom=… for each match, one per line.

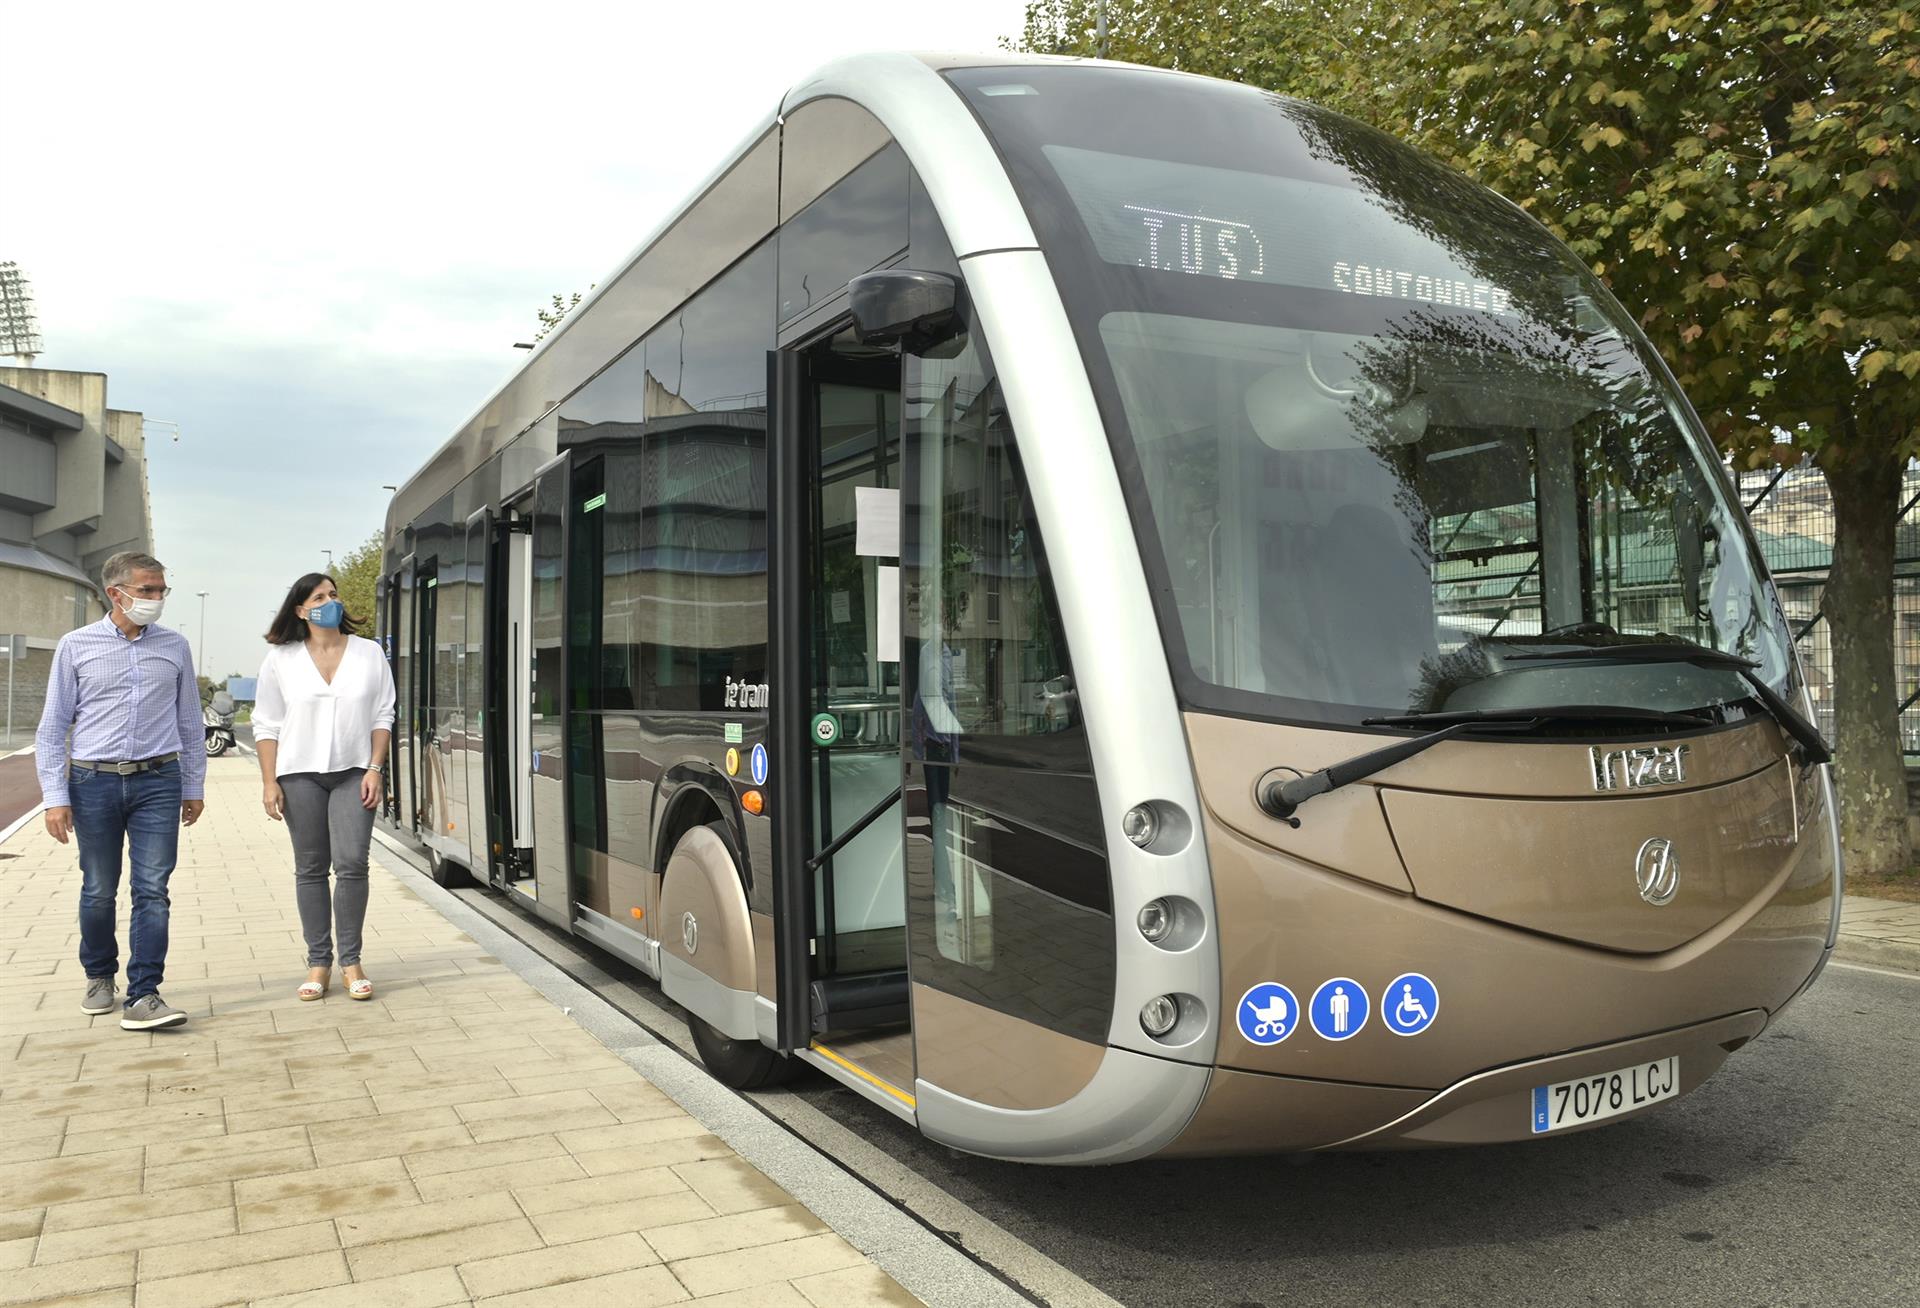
left=0, top=758, right=923, bottom=1307
left=1836, top=894, right=1920, bottom=973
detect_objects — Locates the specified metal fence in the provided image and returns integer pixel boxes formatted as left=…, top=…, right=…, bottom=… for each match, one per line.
left=1734, top=462, right=1920, bottom=759
left=0, top=636, right=45, bottom=755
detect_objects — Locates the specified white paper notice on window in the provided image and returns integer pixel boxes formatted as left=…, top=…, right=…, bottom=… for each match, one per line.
left=876, top=565, right=901, bottom=663
left=854, top=486, right=901, bottom=558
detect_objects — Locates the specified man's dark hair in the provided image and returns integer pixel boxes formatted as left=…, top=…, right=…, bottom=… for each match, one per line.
left=264, top=573, right=360, bottom=644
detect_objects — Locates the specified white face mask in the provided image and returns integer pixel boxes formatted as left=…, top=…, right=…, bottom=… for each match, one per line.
left=115, top=589, right=166, bottom=626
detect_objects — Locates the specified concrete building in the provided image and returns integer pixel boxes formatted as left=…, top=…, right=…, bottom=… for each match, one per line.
left=0, top=366, right=155, bottom=746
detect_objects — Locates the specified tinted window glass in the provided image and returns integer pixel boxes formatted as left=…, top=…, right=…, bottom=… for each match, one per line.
left=906, top=352, right=1083, bottom=761
left=558, top=340, right=648, bottom=448
left=613, top=242, right=773, bottom=711
left=778, top=144, right=908, bottom=322
left=949, top=64, right=1796, bottom=728
left=901, top=181, right=1112, bottom=1039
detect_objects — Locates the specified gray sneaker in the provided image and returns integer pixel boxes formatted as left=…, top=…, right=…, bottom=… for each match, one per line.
left=120, top=994, right=188, bottom=1031
left=81, top=976, right=117, bottom=1015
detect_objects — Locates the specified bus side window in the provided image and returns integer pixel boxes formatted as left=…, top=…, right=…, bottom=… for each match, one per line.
left=778, top=141, right=908, bottom=324
left=903, top=175, right=1114, bottom=1037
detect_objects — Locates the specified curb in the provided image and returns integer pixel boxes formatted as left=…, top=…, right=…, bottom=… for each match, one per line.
left=1834, top=934, right=1920, bottom=975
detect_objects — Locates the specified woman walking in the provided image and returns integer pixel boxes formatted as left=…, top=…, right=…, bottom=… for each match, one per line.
left=252, top=573, right=396, bottom=1001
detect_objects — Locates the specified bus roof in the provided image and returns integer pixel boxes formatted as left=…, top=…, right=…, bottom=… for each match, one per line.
left=384, top=50, right=1157, bottom=540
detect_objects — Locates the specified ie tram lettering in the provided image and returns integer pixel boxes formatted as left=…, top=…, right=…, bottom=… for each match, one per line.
left=724, top=677, right=770, bottom=710
left=376, top=53, right=1839, bottom=1165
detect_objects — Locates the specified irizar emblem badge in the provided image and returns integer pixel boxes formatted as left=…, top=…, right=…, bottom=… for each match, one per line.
left=681, top=911, right=699, bottom=955
left=1591, top=743, right=1691, bottom=792
left=1635, top=837, right=1680, bottom=906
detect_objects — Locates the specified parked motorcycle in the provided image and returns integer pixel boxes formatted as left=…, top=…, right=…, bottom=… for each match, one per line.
left=203, top=690, right=237, bottom=757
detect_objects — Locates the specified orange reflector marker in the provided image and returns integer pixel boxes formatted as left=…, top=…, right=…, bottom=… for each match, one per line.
left=742, top=789, right=764, bottom=815
left=631, top=907, right=645, bottom=920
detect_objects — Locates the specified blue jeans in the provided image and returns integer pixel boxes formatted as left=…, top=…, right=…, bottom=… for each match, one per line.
left=69, top=759, right=181, bottom=1004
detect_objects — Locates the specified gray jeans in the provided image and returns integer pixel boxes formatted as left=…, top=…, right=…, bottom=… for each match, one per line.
left=280, top=769, right=375, bottom=968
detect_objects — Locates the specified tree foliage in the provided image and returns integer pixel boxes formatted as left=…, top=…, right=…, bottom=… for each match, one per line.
left=1017, top=0, right=1920, bottom=874
left=535, top=285, right=596, bottom=342
left=334, top=531, right=383, bottom=631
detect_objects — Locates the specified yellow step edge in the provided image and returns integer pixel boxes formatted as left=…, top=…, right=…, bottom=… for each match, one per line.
left=809, top=1040, right=916, bottom=1108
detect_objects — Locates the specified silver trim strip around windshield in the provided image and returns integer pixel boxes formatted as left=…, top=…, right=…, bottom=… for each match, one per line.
left=785, top=56, right=1222, bottom=1162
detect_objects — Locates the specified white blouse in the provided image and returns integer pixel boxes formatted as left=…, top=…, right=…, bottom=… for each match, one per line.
left=252, top=636, right=397, bottom=778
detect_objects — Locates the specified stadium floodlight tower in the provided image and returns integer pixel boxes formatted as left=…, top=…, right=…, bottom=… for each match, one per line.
left=0, top=263, right=45, bottom=365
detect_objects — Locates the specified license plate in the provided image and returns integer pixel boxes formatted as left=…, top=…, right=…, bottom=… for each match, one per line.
left=1531, top=1056, right=1679, bottom=1134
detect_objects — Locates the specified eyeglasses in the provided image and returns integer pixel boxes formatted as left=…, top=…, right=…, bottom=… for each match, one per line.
left=117, top=585, right=172, bottom=597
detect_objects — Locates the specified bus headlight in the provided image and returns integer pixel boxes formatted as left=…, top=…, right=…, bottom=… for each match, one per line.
left=1139, top=994, right=1180, bottom=1037
left=1137, top=899, right=1173, bottom=943
left=1122, top=804, right=1159, bottom=848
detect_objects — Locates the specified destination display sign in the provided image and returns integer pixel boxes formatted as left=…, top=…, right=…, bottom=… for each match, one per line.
left=1045, top=144, right=1523, bottom=315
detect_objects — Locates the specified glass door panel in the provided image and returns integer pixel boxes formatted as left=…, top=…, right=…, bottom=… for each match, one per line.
left=810, top=374, right=906, bottom=977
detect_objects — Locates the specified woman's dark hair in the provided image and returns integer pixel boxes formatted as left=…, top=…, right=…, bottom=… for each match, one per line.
left=264, top=572, right=361, bottom=644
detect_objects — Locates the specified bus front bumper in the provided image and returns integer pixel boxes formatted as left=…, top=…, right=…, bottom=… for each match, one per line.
left=1318, top=1008, right=1768, bottom=1149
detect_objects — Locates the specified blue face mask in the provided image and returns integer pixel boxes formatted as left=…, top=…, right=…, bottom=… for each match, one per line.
left=306, top=599, right=345, bottom=628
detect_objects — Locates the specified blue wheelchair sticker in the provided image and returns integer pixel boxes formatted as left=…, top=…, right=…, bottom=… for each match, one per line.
left=1380, top=972, right=1439, bottom=1037
left=1308, top=977, right=1369, bottom=1041
left=749, top=743, right=769, bottom=786
left=1235, top=982, right=1300, bottom=1046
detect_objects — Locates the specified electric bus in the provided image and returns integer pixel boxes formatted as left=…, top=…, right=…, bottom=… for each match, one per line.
left=376, top=52, right=1843, bottom=1163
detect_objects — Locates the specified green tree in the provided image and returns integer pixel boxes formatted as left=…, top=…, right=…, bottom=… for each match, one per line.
left=334, top=532, right=383, bottom=631
left=535, top=285, right=596, bottom=342
left=1018, top=0, right=1920, bottom=878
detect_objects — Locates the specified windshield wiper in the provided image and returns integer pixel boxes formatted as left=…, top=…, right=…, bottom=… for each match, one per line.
left=1255, top=705, right=1709, bottom=824
left=1504, top=641, right=1831, bottom=764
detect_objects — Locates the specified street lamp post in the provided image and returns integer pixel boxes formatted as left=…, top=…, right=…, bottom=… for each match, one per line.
left=321, top=549, right=333, bottom=574
left=197, top=591, right=209, bottom=679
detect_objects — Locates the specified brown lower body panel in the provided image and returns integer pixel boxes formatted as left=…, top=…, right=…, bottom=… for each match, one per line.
left=1164, top=1009, right=1766, bottom=1156
left=1160, top=1069, right=1430, bottom=1157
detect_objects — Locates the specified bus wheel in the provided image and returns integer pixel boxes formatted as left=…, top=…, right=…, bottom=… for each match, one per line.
left=427, top=850, right=467, bottom=889
left=688, top=1013, right=802, bottom=1089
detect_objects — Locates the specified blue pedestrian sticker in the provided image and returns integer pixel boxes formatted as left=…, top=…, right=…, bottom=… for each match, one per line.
left=749, top=743, right=769, bottom=786
left=1380, top=972, right=1439, bottom=1037
left=1308, top=977, right=1369, bottom=1041
left=1235, top=982, right=1299, bottom=1046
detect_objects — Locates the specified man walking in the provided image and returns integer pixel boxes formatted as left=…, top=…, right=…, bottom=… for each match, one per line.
left=36, top=551, right=206, bottom=1031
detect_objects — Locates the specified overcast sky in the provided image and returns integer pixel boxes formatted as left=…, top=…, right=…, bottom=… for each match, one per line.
left=7, top=0, right=1030, bottom=678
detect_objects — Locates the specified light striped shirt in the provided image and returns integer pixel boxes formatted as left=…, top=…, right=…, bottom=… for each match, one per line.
left=34, top=616, right=207, bottom=808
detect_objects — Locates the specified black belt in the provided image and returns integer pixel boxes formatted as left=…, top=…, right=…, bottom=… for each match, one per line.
left=72, top=753, right=180, bottom=776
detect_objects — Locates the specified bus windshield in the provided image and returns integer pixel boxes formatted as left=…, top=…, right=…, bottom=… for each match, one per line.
left=950, top=65, right=1795, bottom=728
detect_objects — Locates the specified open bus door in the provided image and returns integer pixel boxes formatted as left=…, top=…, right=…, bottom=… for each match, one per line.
left=489, top=464, right=571, bottom=926
left=770, top=332, right=917, bottom=1110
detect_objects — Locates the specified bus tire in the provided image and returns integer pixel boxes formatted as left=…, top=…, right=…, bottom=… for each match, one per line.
left=688, top=1013, right=802, bottom=1088
left=428, top=849, right=468, bottom=889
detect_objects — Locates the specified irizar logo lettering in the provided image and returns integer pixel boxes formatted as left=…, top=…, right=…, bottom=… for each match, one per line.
left=1590, top=743, right=1691, bottom=792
